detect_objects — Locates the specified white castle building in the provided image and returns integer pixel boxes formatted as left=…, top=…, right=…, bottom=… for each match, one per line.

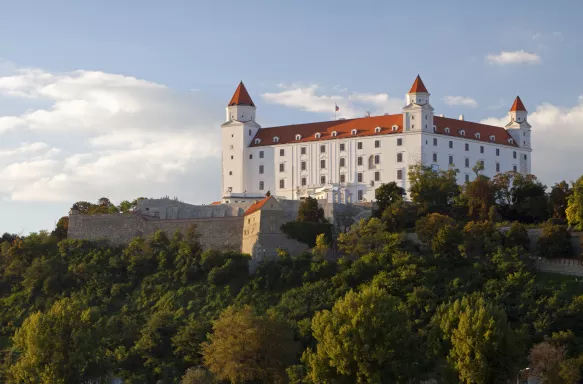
left=221, top=76, right=532, bottom=204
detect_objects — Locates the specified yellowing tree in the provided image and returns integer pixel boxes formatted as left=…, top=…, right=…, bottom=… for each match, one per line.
left=567, top=175, right=583, bottom=231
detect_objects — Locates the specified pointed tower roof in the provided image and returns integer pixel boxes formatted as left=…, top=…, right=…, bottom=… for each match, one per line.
left=228, top=81, right=255, bottom=107
left=510, top=96, right=527, bottom=112
left=408, top=75, right=429, bottom=93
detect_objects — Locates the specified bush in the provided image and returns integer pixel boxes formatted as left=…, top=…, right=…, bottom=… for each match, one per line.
left=281, top=221, right=333, bottom=248
left=504, top=222, right=530, bottom=251
left=536, top=222, right=573, bottom=258
left=415, top=213, right=455, bottom=244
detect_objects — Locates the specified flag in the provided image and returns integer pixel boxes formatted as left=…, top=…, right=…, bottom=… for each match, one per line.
left=335, top=104, right=339, bottom=112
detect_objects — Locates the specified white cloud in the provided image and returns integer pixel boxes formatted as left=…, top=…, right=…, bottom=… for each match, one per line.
left=486, top=50, right=541, bottom=65
left=481, top=97, right=583, bottom=186
left=0, top=66, right=223, bottom=204
left=261, top=84, right=403, bottom=119
left=443, top=96, right=478, bottom=108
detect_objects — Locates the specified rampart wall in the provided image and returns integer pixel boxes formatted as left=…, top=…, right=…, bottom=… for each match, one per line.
left=537, top=258, right=583, bottom=277
left=68, top=213, right=244, bottom=251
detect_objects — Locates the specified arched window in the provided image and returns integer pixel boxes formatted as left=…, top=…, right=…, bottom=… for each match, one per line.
left=444, top=127, right=450, bottom=134
left=254, top=138, right=261, bottom=144
left=490, top=135, right=495, bottom=142
left=315, top=132, right=321, bottom=139
left=273, top=136, right=279, bottom=143
left=368, top=155, right=374, bottom=170
left=331, top=131, right=338, bottom=137
left=475, top=133, right=481, bottom=139
left=459, top=130, right=466, bottom=137
left=295, top=134, right=302, bottom=141
left=351, top=129, right=357, bottom=135
left=392, top=125, right=399, bottom=132
left=374, top=127, right=381, bottom=133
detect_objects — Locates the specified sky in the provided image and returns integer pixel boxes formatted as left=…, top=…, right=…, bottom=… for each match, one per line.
left=1, top=0, right=582, bottom=234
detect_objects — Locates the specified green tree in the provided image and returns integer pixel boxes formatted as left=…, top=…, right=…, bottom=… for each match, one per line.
left=374, top=182, right=405, bottom=216
left=432, top=295, right=521, bottom=384
left=181, top=367, right=215, bottom=384
left=381, top=200, right=417, bottom=232
left=202, top=305, right=298, bottom=384
left=8, top=298, right=109, bottom=384
left=504, top=222, right=531, bottom=251
left=50, top=216, right=69, bottom=241
left=337, top=218, right=403, bottom=257
left=408, top=163, right=460, bottom=215
left=550, top=181, right=573, bottom=222
left=536, top=222, right=573, bottom=258
left=297, top=197, right=326, bottom=223
left=304, top=285, right=419, bottom=383
left=566, top=175, right=583, bottom=230
left=312, top=233, right=330, bottom=260
left=463, top=175, right=497, bottom=221
left=415, top=213, right=456, bottom=244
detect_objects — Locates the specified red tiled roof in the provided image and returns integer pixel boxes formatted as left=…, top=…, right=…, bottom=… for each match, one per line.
left=409, top=75, right=428, bottom=93
left=433, top=116, right=518, bottom=147
left=210, top=201, right=221, bottom=205
left=245, top=196, right=271, bottom=216
left=229, top=81, right=255, bottom=107
left=249, top=114, right=404, bottom=147
left=510, top=96, right=526, bottom=112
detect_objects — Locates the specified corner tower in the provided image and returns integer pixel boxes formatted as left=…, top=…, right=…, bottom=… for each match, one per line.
left=505, top=96, right=531, bottom=150
left=403, top=75, right=434, bottom=133
left=221, top=82, right=262, bottom=202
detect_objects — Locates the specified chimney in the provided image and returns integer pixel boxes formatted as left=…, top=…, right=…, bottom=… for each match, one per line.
left=459, top=114, right=464, bottom=121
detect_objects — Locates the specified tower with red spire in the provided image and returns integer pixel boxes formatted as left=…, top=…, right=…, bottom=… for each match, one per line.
left=403, top=75, right=434, bottom=138
left=505, top=96, right=531, bottom=149
left=221, top=82, right=264, bottom=203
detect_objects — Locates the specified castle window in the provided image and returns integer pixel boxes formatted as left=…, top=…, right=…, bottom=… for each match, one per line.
left=357, top=156, right=363, bottom=166
left=340, top=143, right=345, bottom=151
left=508, top=138, right=514, bottom=144
left=465, top=174, right=470, bottom=182
left=432, top=153, right=437, bottom=162
left=411, top=115, right=415, bottom=120
left=259, top=165, right=264, bottom=174
left=375, top=171, right=380, bottom=181
left=320, top=159, right=326, bottom=169
left=279, top=163, right=285, bottom=172
left=315, top=132, right=321, bottom=139
left=375, top=127, right=381, bottom=133
left=397, top=169, right=403, bottom=180
left=475, top=133, right=480, bottom=139
left=449, top=140, right=453, bottom=149
left=374, top=154, right=380, bottom=164
left=358, top=190, right=364, bottom=201
left=412, top=125, right=415, bottom=129
left=397, top=138, right=402, bottom=146
left=301, top=161, right=306, bottom=171
left=230, top=145, right=234, bottom=150
left=320, top=175, right=326, bottom=185
left=320, top=145, right=326, bottom=153
left=232, top=134, right=234, bottom=137
left=397, top=153, right=403, bottom=162
left=273, top=136, right=279, bottom=143
left=340, top=174, right=346, bottom=183
left=465, top=158, right=470, bottom=168
left=259, top=181, right=264, bottom=190
left=357, top=173, right=363, bottom=182
left=229, top=171, right=232, bottom=175
left=351, top=129, right=357, bottom=135
left=496, top=163, right=500, bottom=172
left=231, top=155, right=234, bottom=159
left=279, top=179, right=285, bottom=188
left=490, top=135, right=495, bottom=142
left=449, top=155, right=454, bottom=165
left=280, top=148, right=285, bottom=156
left=295, top=134, right=302, bottom=140
left=460, top=130, right=466, bottom=137
left=357, top=141, right=363, bottom=149
left=249, top=154, right=252, bottom=159
left=332, top=131, right=338, bottom=137
left=368, top=155, right=374, bottom=169
left=513, top=165, right=517, bottom=172
left=496, top=148, right=500, bottom=156
left=465, top=143, right=469, bottom=151
left=480, top=146, right=484, bottom=154
left=301, top=147, right=306, bottom=155
left=425, top=114, right=428, bottom=120
left=255, top=139, right=261, bottom=145
left=433, top=138, right=437, bottom=146
left=392, top=125, right=399, bottom=132
left=445, top=127, right=450, bottom=134
left=513, top=151, right=517, bottom=159
left=524, top=154, right=527, bottom=160
left=375, top=140, right=380, bottom=148
left=301, top=177, right=307, bottom=186
left=339, top=158, right=345, bottom=167
left=259, top=151, right=264, bottom=158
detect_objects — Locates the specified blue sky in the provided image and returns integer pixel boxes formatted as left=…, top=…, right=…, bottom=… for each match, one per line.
left=1, top=0, right=582, bottom=234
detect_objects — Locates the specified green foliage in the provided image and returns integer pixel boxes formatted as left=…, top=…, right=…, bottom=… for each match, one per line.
left=504, top=222, right=531, bottom=251
left=536, top=222, right=573, bottom=258
left=463, top=175, right=497, bottom=221
left=492, top=171, right=550, bottom=223
left=381, top=200, right=417, bottom=232
left=415, top=212, right=456, bottom=244
left=550, top=181, right=573, bottom=223
left=374, top=181, right=405, bottom=216
left=297, top=197, right=327, bottom=223
left=281, top=221, right=333, bottom=247
left=567, top=175, right=583, bottom=230
left=408, top=163, right=460, bottom=215
left=338, top=218, right=404, bottom=257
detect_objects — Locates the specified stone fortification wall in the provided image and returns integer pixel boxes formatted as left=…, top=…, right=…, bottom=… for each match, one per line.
left=68, top=213, right=243, bottom=251
left=137, top=198, right=252, bottom=219
left=537, top=258, right=583, bottom=277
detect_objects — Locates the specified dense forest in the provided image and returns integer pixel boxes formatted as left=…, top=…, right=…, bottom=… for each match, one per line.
left=1, top=167, right=583, bottom=383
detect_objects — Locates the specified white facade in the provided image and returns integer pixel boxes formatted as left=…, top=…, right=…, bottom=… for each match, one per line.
left=221, top=78, right=533, bottom=204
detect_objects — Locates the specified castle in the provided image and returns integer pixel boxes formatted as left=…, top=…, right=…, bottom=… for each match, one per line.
left=68, top=75, right=532, bottom=260
left=221, top=76, right=532, bottom=204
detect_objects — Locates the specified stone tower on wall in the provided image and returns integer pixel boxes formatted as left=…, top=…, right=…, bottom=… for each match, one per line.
left=221, top=82, right=263, bottom=203
left=505, top=96, right=532, bottom=174
left=242, top=195, right=308, bottom=269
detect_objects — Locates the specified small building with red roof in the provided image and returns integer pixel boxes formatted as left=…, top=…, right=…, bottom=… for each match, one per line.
left=220, top=76, right=532, bottom=204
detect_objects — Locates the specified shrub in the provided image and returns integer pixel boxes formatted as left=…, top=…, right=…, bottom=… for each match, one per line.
left=504, top=222, right=530, bottom=251
left=415, top=213, right=455, bottom=244
left=536, top=222, right=572, bottom=258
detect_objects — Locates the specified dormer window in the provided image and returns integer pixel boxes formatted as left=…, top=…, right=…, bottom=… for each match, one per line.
left=392, top=125, right=398, bottom=132
left=475, top=133, right=481, bottom=139
left=508, top=138, right=514, bottom=144
left=459, top=130, right=466, bottom=137
left=374, top=127, right=381, bottom=133
left=254, top=138, right=261, bottom=144
left=444, top=127, right=450, bottom=134
left=315, top=132, right=321, bottom=139
left=489, top=135, right=495, bottom=142
left=331, top=131, right=338, bottom=137
left=351, top=129, right=357, bottom=135
left=273, top=136, right=279, bottom=143
left=295, top=134, right=302, bottom=141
